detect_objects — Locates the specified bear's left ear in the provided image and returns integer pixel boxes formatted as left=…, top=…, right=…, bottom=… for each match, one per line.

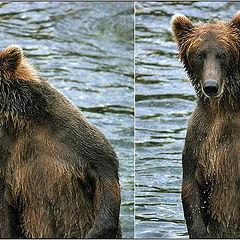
left=0, top=45, right=23, bottom=74
left=232, top=11, right=240, bottom=29
left=172, top=13, right=194, bottom=47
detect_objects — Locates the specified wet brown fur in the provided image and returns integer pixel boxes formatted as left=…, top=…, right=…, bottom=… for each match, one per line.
left=0, top=45, right=121, bottom=238
left=172, top=11, right=240, bottom=238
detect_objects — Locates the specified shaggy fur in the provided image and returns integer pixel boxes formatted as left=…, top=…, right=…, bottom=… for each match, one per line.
left=0, top=45, right=121, bottom=238
left=172, top=11, right=240, bottom=238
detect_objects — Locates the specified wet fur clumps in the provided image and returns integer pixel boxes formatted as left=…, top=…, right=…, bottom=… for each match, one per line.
left=172, top=11, right=240, bottom=238
left=172, top=13, right=240, bottom=107
left=0, top=45, right=121, bottom=238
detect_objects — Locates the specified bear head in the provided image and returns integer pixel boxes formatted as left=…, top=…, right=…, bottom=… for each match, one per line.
left=172, top=12, right=240, bottom=100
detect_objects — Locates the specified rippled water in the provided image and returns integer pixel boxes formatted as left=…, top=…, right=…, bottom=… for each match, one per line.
left=0, top=2, right=134, bottom=238
left=135, top=2, right=240, bottom=238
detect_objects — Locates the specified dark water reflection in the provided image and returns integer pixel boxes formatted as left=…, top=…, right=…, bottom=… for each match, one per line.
left=0, top=2, right=134, bottom=238
left=135, top=2, right=240, bottom=238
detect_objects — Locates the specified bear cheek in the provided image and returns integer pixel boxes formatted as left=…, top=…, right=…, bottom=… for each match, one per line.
left=187, top=52, right=203, bottom=76
left=228, top=53, right=239, bottom=72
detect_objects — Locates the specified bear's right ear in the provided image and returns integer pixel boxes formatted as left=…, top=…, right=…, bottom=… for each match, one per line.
left=172, top=14, right=194, bottom=47
left=0, top=45, right=23, bottom=74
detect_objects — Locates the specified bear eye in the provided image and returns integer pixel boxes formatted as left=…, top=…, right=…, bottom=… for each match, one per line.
left=197, top=53, right=204, bottom=61
left=218, top=52, right=227, bottom=59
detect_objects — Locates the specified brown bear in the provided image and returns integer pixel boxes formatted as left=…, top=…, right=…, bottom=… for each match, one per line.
left=172, top=11, right=240, bottom=238
left=0, top=45, right=121, bottom=238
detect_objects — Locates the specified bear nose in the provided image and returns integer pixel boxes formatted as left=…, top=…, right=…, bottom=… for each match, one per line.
left=203, top=80, right=219, bottom=97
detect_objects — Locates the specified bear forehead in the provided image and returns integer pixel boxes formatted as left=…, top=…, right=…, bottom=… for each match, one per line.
left=186, top=22, right=240, bottom=52
left=193, top=22, right=238, bottom=40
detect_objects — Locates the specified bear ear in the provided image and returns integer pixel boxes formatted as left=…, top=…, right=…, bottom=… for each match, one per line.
left=232, top=11, right=240, bottom=29
left=0, top=45, right=23, bottom=73
left=172, top=13, right=194, bottom=47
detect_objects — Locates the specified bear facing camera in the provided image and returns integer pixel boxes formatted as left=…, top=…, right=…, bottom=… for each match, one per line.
left=172, top=11, right=240, bottom=239
left=0, top=45, right=121, bottom=238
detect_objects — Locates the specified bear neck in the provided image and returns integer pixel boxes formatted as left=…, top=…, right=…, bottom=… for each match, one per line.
left=196, top=88, right=240, bottom=114
left=0, top=81, right=32, bottom=133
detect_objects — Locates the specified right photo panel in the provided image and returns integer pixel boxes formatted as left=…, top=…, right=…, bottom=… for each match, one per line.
left=135, top=2, right=240, bottom=238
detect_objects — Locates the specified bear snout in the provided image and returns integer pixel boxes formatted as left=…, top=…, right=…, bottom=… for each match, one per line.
left=203, top=79, right=220, bottom=98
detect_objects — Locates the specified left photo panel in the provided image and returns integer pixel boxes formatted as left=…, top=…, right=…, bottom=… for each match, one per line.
left=0, top=2, right=134, bottom=239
